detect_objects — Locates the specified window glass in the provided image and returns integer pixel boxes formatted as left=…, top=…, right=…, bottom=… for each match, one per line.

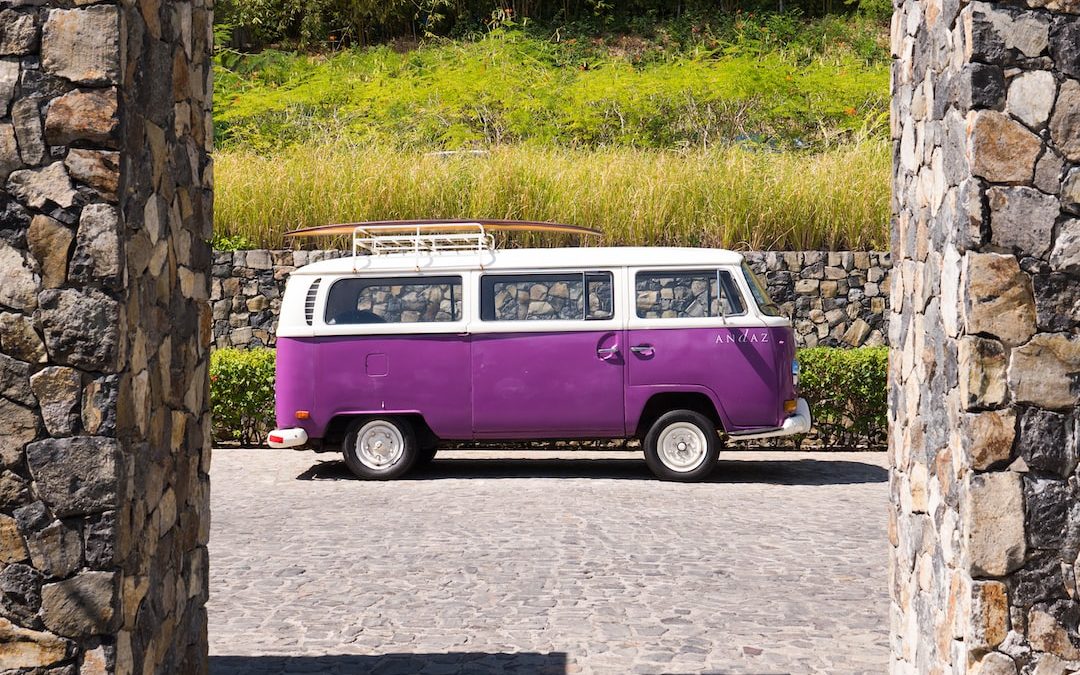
left=481, top=272, right=614, bottom=321
left=636, top=270, right=744, bottom=319
left=740, top=263, right=783, bottom=317
left=324, top=276, right=462, bottom=324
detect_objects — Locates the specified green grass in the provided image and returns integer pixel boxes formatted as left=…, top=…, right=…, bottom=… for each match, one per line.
left=214, top=140, right=889, bottom=251
left=214, top=17, right=889, bottom=151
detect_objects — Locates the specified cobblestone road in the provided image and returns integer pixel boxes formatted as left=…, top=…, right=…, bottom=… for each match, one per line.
left=208, top=449, right=890, bottom=675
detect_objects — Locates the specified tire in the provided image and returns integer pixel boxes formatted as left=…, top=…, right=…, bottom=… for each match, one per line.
left=643, top=410, right=720, bottom=482
left=342, top=417, right=418, bottom=480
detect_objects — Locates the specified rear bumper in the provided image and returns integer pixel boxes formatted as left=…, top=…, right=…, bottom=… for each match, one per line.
left=728, top=398, right=812, bottom=441
left=267, top=427, right=309, bottom=449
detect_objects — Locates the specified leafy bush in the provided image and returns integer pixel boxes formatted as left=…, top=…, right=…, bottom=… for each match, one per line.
left=213, top=21, right=889, bottom=151
left=798, top=346, right=888, bottom=449
left=210, top=348, right=276, bottom=445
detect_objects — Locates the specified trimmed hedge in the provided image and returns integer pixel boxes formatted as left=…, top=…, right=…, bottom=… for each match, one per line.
left=797, top=346, right=888, bottom=449
left=210, top=347, right=276, bottom=446
left=208, top=345, right=889, bottom=448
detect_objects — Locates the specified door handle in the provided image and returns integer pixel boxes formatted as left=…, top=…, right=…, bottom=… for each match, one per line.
left=597, top=346, right=620, bottom=356
left=630, top=345, right=654, bottom=354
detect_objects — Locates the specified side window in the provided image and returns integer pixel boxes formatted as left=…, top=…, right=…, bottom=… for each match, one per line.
left=324, top=276, right=462, bottom=325
left=635, top=270, right=745, bottom=319
left=481, top=272, right=615, bottom=321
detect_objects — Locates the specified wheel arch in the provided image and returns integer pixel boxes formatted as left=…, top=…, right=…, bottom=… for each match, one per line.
left=324, top=411, right=437, bottom=451
left=634, top=391, right=725, bottom=438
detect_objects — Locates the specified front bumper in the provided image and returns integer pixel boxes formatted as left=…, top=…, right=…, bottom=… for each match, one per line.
left=728, top=398, right=812, bottom=441
left=267, top=427, right=309, bottom=449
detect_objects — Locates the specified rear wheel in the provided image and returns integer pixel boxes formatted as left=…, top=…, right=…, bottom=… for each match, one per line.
left=342, top=417, right=417, bottom=480
left=643, top=410, right=720, bottom=482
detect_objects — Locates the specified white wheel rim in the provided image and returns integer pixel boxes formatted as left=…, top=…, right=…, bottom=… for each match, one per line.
left=657, top=422, right=709, bottom=472
left=355, top=421, right=405, bottom=470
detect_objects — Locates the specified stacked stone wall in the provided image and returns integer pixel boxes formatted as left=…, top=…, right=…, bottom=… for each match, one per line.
left=211, top=249, right=893, bottom=348
left=890, top=0, right=1080, bottom=672
left=0, top=1, right=212, bottom=673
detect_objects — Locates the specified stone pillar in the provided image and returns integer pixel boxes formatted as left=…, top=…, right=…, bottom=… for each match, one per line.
left=0, top=0, right=212, bottom=673
left=890, top=0, right=1079, bottom=671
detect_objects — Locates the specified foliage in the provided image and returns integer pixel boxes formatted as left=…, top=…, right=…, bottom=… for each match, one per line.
left=214, top=139, right=889, bottom=251
left=210, top=348, right=277, bottom=445
left=215, top=0, right=887, bottom=49
left=211, top=232, right=258, bottom=251
left=213, top=18, right=889, bottom=150
left=797, top=346, right=888, bottom=449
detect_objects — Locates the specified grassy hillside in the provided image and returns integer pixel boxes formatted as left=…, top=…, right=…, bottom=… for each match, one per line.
left=213, top=15, right=891, bottom=250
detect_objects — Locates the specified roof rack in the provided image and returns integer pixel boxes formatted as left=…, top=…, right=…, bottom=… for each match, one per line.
left=352, top=222, right=494, bottom=257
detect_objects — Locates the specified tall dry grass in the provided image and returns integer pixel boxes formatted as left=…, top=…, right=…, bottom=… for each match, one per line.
left=214, top=141, right=889, bottom=251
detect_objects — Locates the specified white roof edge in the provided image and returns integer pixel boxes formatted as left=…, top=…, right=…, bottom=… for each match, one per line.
left=289, top=247, right=746, bottom=276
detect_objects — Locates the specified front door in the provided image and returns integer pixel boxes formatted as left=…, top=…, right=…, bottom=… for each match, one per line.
left=627, top=268, right=782, bottom=432
left=470, top=271, right=624, bottom=437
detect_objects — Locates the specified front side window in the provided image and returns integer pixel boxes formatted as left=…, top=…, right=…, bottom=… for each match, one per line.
left=481, top=272, right=614, bottom=321
left=324, top=276, right=462, bottom=324
left=636, top=270, right=744, bottom=319
left=740, top=263, right=782, bottom=317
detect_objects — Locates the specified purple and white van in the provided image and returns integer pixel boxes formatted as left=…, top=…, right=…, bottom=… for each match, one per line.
left=269, top=237, right=810, bottom=481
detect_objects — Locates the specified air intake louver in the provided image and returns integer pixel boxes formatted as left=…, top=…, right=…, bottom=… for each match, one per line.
left=304, top=278, right=321, bottom=325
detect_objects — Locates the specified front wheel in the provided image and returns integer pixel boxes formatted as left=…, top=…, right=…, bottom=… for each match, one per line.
left=343, top=417, right=418, bottom=480
left=643, top=410, right=720, bottom=482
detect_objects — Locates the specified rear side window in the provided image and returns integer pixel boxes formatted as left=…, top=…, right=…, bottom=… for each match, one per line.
left=635, top=270, right=744, bottom=319
left=481, top=272, right=614, bottom=321
left=324, top=276, right=462, bottom=324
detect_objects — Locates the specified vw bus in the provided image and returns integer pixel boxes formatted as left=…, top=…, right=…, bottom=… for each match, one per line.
left=268, top=222, right=810, bottom=482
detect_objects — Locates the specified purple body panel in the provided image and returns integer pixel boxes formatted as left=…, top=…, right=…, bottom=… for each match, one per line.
left=625, top=326, right=794, bottom=432
left=472, top=331, right=623, bottom=437
left=276, top=325, right=796, bottom=440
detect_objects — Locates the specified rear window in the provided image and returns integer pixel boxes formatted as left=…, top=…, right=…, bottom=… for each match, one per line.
left=635, top=270, right=744, bottom=319
left=324, top=276, right=462, bottom=324
left=480, top=272, right=614, bottom=321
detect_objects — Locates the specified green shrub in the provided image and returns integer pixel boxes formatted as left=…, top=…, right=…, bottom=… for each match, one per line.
left=798, top=346, right=887, bottom=449
left=210, top=348, right=276, bottom=445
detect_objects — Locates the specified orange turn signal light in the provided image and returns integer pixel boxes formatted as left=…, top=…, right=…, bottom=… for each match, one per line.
left=784, top=399, right=798, bottom=414
left=295, top=410, right=311, bottom=420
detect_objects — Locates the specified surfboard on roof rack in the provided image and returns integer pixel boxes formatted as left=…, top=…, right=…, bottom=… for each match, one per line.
left=284, top=219, right=602, bottom=257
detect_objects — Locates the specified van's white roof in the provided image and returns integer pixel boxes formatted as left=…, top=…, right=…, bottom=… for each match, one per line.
left=292, top=247, right=745, bottom=276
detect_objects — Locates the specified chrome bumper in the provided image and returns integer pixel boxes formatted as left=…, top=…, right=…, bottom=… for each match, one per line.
left=267, top=427, right=309, bottom=449
left=728, top=398, right=812, bottom=441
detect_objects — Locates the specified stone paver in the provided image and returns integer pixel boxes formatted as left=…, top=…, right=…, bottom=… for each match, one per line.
left=208, top=449, right=889, bottom=674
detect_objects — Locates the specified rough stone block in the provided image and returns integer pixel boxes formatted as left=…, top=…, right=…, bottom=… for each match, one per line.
left=38, top=288, right=119, bottom=372
left=971, top=580, right=1009, bottom=649
left=41, top=6, right=120, bottom=85
left=967, top=110, right=1042, bottom=183
left=5, top=161, right=77, bottom=210
left=0, top=10, right=38, bottom=57
left=1024, top=477, right=1072, bottom=549
left=11, top=97, right=45, bottom=167
left=0, top=397, right=38, bottom=468
left=1050, top=16, right=1080, bottom=80
left=964, top=409, right=1016, bottom=470
left=1008, top=333, right=1080, bottom=409
left=963, top=2, right=1050, bottom=63
left=1051, top=79, right=1080, bottom=162
left=0, top=311, right=47, bottom=364
left=1028, top=603, right=1080, bottom=660
left=69, top=203, right=121, bottom=287
left=0, top=352, right=33, bottom=407
left=44, top=87, right=119, bottom=147
left=40, top=571, right=117, bottom=637
left=962, top=253, right=1037, bottom=347
left=1006, top=70, right=1056, bottom=128
left=0, top=616, right=73, bottom=670
left=26, top=214, right=71, bottom=290
left=1050, top=219, right=1080, bottom=273
left=1016, top=408, right=1074, bottom=476
left=24, top=437, right=117, bottom=516
left=29, top=366, right=80, bottom=437
left=0, top=121, right=17, bottom=181
left=966, top=471, right=1026, bottom=577
left=0, top=513, right=27, bottom=564
left=988, top=187, right=1059, bottom=257
left=25, top=520, right=81, bottom=579
left=0, top=239, right=39, bottom=312
left=64, top=149, right=119, bottom=202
